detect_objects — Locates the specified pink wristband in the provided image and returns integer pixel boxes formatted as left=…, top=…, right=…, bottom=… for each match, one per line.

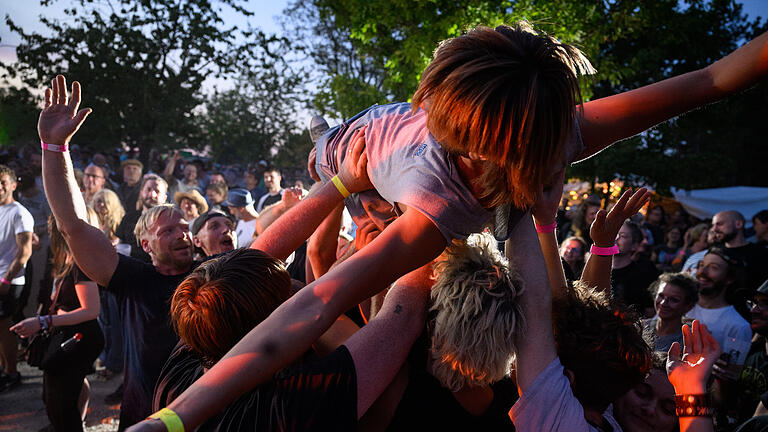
left=590, top=244, right=620, bottom=256
left=0, top=277, right=10, bottom=285
left=535, top=222, right=557, bottom=233
left=41, top=141, right=68, bottom=152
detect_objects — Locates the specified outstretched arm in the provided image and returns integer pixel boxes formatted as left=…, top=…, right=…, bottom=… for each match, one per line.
left=530, top=169, right=568, bottom=300
left=579, top=31, right=768, bottom=159
left=506, top=215, right=557, bottom=393
left=38, top=76, right=117, bottom=287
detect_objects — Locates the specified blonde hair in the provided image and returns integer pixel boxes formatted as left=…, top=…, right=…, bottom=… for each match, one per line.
left=133, top=204, right=178, bottom=245
left=429, top=233, right=525, bottom=391
left=92, top=189, right=125, bottom=240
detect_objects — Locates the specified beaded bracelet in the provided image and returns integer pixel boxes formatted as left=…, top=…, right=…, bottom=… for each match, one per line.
left=675, top=394, right=713, bottom=417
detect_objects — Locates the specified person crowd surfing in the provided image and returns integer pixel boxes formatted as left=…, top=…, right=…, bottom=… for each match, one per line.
left=8, top=18, right=768, bottom=432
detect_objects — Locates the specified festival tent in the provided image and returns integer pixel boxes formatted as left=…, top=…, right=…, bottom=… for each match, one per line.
left=671, top=186, right=768, bottom=224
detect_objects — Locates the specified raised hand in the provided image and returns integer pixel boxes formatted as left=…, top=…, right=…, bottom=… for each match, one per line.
left=354, top=220, right=382, bottom=252
left=281, top=187, right=303, bottom=209
left=531, top=168, right=566, bottom=225
left=589, top=187, right=650, bottom=247
left=336, top=126, right=373, bottom=194
left=38, top=75, right=92, bottom=145
left=667, top=320, right=721, bottom=395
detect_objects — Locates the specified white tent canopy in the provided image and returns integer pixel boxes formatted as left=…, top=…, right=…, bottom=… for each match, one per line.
left=671, top=186, right=768, bottom=223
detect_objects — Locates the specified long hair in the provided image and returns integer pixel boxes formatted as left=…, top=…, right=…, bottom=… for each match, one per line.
left=412, top=22, right=594, bottom=208
left=92, top=189, right=125, bottom=240
left=48, top=216, right=74, bottom=281
left=429, top=233, right=525, bottom=391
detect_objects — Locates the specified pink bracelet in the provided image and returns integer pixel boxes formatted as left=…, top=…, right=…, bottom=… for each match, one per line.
left=40, top=141, right=68, bottom=152
left=535, top=222, right=557, bottom=233
left=590, top=244, right=620, bottom=256
left=0, top=277, right=10, bottom=285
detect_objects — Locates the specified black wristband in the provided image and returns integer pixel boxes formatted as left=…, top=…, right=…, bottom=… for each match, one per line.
left=675, top=394, right=713, bottom=417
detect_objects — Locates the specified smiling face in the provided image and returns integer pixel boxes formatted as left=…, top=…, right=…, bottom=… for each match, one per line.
left=696, top=253, right=729, bottom=297
left=193, top=216, right=236, bottom=256
left=0, top=173, right=17, bottom=205
left=561, top=239, right=585, bottom=265
left=140, top=179, right=168, bottom=209
left=180, top=197, right=200, bottom=220
left=654, top=282, right=693, bottom=320
left=614, top=369, right=677, bottom=432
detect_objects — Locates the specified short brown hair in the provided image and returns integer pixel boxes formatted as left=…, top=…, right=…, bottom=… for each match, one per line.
left=0, top=164, right=16, bottom=182
left=171, top=248, right=290, bottom=367
left=552, top=282, right=652, bottom=411
left=412, top=22, right=593, bottom=208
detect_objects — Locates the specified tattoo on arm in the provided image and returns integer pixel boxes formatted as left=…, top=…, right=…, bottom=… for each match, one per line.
left=394, top=304, right=403, bottom=314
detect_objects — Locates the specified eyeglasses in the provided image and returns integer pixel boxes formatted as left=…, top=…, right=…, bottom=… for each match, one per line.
left=747, top=299, right=768, bottom=310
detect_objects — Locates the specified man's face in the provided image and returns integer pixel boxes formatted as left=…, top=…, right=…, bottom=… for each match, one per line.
left=144, top=211, right=193, bottom=267
left=83, top=165, right=106, bottom=195
left=29, top=154, right=42, bottom=172
left=264, top=170, right=281, bottom=192
left=754, top=218, right=768, bottom=241
left=696, top=253, right=729, bottom=297
left=561, top=240, right=584, bottom=264
left=244, top=172, right=258, bottom=190
left=750, top=294, right=768, bottom=335
left=712, top=213, right=739, bottom=243
left=140, top=179, right=168, bottom=209
left=0, top=174, right=17, bottom=204
left=209, top=174, right=226, bottom=185
left=615, top=224, right=638, bottom=256
left=123, top=164, right=142, bottom=186
left=206, top=188, right=224, bottom=205
left=585, top=204, right=599, bottom=225
left=193, top=216, right=236, bottom=256
left=179, top=198, right=200, bottom=220
left=229, top=206, right=245, bottom=221
left=183, top=164, right=198, bottom=182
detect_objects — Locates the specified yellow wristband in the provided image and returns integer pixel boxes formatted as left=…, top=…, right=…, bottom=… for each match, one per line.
left=148, top=408, right=185, bottom=432
left=331, top=175, right=351, bottom=198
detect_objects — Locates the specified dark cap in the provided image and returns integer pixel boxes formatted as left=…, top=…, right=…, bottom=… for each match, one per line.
left=225, top=188, right=254, bottom=208
left=191, top=210, right=235, bottom=236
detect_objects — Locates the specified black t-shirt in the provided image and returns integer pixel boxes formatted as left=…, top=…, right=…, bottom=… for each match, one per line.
left=153, top=342, right=358, bottom=431
left=386, top=333, right=517, bottom=431
left=115, top=210, right=152, bottom=263
left=726, top=243, right=768, bottom=291
left=117, top=182, right=140, bottom=214
left=611, top=260, right=658, bottom=314
left=107, top=254, right=199, bottom=428
left=736, top=339, right=768, bottom=423
left=52, top=265, right=90, bottom=313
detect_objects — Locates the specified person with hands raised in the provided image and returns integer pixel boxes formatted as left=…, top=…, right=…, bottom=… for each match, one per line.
left=667, top=320, right=721, bottom=432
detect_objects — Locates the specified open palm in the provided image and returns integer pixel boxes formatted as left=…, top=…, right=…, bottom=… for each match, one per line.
left=38, top=75, right=92, bottom=145
left=589, top=188, right=651, bottom=246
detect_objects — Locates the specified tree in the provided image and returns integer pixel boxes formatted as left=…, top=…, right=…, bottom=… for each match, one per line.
left=0, top=84, right=39, bottom=147
left=4, top=0, right=254, bottom=157
left=286, top=0, right=768, bottom=190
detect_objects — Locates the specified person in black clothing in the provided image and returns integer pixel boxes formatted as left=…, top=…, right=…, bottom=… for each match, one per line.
left=753, top=210, right=768, bottom=246
left=12, top=216, right=104, bottom=431
left=115, top=173, right=169, bottom=263
left=713, top=210, right=768, bottom=291
left=37, top=77, right=201, bottom=430
left=116, top=159, right=143, bottom=213
left=611, top=220, right=658, bottom=317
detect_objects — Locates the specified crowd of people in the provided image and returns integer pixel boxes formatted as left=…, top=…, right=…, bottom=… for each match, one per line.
left=0, top=20, right=767, bottom=432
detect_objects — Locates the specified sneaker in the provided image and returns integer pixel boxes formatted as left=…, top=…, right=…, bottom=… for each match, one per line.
left=309, top=115, right=330, bottom=144
left=0, top=371, right=21, bottom=392
left=104, top=382, right=124, bottom=405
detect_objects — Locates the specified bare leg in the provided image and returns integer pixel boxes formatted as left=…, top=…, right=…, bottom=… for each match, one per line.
left=78, top=378, right=90, bottom=422
left=0, top=316, right=17, bottom=374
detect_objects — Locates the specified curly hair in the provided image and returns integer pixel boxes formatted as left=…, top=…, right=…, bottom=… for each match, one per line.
left=648, top=272, right=699, bottom=306
left=428, top=233, right=525, bottom=391
left=171, top=248, right=290, bottom=368
left=412, top=21, right=594, bottom=209
left=552, top=281, right=652, bottom=411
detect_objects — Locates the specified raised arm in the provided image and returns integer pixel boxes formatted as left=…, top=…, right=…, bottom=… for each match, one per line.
left=506, top=214, right=557, bottom=392
left=579, top=31, right=768, bottom=159
left=38, top=76, right=117, bottom=287
left=130, top=205, right=446, bottom=432
left=530, top=169, right=568, bottom=300
left=580, top=188, right=651, bottom=291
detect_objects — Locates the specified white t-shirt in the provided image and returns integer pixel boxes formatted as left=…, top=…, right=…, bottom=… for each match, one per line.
left=0, top=201, right=34, bottom=285
left=510, top=357, right=623, bottom=432
left=235, top=218, right=258, bottom=249
left=686, top=304, right=752, bottom=365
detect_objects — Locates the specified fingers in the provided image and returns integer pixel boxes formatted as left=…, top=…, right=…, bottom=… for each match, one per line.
left=613, top=189, right=632, bottom=212
left=627, top=188, right=650, bottom=213
left=691, top=320, right=703, bottom=354
left=69, top=81, right=82, bottom=113
left=668, top=341, right=681, bottom=361
left=348, top=127, right=366, bottom=160
left=356, top=149, right=368, bottom=177
left=44, top=88, right=52, bottom=108
left=682, top=323, right=693, bottom=355
left=593, top=209, right=607, bottom=227
left=73, top=108, right=93, bottom=128
left=56, top=75, right=67, bottom=105
left=700, top=323, right=721, bottom=355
